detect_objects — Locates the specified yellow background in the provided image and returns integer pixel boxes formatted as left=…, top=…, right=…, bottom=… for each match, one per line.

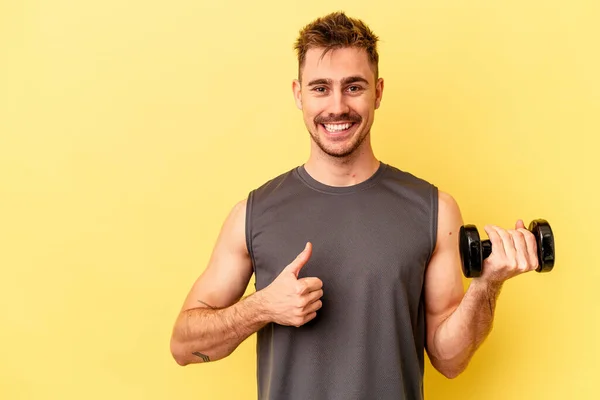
left=1, top=0, right=599, bottom=399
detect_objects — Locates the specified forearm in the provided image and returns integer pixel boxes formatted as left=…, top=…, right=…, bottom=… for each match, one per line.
left=430, top=279, right=502, bottom=377
left=170, top=292, right=270, bottom=365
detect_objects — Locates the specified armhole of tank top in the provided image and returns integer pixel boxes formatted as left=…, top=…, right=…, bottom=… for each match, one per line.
left=245, top=190, right=257, bottom=276
left=429, top=184, right=439, bottom=262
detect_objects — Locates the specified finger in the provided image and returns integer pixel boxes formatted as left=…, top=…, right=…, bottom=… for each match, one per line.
left=510, top=229, right=530, bottom=271
left=484, top=225, right=506, bottom=260
left=516, top=219, right=526, bottom=230
left=494, top=227, right=517, bottom=268
left=285, top=242, right=313, bottom=277
left=519, top=228, right=539, bottom=270
left=303, top=312, right=318, bottom=324
left=305, top=289, right=323, bottom=305
left=299, top=277, right=323, bottom=292
left=304, top=299, right=323, bottom=314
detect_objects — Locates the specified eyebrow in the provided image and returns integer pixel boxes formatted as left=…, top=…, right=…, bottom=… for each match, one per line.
left=306, top=76, right=370, bottom=87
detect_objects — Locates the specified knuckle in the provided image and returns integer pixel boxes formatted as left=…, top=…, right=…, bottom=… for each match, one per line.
left=517, top=228, right=530, bottom=237
left=296, top=281, right=307, bottom=293
left=526, top=234, right=537, bottom=246
left=518, top=263, right=528, bottom=272
left=513, top=230, right=525, bottom=241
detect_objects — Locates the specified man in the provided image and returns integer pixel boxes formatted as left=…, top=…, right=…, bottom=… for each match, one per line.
left=170, top=12, right=539, bottom=400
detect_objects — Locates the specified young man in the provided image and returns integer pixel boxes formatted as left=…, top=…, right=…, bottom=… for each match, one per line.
left=170, top=12, right=539, bottom=400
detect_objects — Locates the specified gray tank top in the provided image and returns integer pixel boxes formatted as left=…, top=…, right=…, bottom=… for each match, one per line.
left=246, top=161, right=438, bottom=400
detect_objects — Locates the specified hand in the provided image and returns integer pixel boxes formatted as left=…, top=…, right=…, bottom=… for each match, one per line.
left=259, top=242, right=323, bottom=327
left=478, top=220, right=539, bottom=285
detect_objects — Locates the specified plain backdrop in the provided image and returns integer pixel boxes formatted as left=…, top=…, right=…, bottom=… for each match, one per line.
left=1, top=0, right=599, bottom=399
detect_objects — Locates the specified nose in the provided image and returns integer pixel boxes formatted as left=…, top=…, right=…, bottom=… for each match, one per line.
left=327, top=89, right=350, bottom=116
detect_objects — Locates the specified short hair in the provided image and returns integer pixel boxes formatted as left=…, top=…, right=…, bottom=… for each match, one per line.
left=293, top=11, right=380, bottom=81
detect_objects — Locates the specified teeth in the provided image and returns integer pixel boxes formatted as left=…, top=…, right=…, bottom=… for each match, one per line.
left=324, top=123, right=352, bottom=132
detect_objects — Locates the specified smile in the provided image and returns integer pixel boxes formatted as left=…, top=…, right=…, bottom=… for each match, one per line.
left=322, top=122, right=355, bottom=133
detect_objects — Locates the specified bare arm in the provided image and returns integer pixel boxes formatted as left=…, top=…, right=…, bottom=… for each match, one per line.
left=171, top=292, right=271, bottom=365
left=170, top=199, right=260, bottom=365
left=424, top=191, right=540, bottom=378
left=170, top=199, right=323, bottom=366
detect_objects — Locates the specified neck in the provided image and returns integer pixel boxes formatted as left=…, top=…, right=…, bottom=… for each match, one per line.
left=304, top=136, right=380, bottom=187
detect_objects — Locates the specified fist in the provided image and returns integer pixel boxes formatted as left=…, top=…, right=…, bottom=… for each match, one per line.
left=261, top=242, right=324, bottom=327
left=480, top=219, right=539, bottom=283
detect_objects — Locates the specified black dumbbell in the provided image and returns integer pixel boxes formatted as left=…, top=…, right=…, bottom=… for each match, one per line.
left=459, top=219, right=555, bottom=278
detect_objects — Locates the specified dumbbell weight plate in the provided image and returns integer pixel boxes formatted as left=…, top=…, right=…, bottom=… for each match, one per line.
left=528, top=219, right=555, bottom=272
left=459, top=225, right=482, bottom=278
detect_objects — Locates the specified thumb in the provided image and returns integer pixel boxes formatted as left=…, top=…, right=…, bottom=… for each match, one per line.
left=285, top=242, right=312, bottom=277
left=516, top=219, right=526, bottom=230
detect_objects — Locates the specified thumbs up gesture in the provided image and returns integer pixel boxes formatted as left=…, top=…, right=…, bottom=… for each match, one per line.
left=260, top=242, right=324, bottom=327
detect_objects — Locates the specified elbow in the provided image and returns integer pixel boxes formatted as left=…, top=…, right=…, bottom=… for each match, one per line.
left=173, top=354, right=189, bottom=367
left=431, top=359, right=468, bottom=379
left=429, top=352, right=469, bottom=379
left=170, top=337, right=190, bottom=367
left=174, top=357, right=189, bottom=367
left=439, top=367, right=462, bottom=380
left=431, top=361, right=464, bottom=379
left=170, top=337, right=228, bottom=366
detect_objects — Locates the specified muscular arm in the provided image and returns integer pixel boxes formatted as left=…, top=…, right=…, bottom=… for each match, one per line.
left=170, top=199, right=266, bottom=366
left=171, top=293, right=270, bottom=365
left=424, top=191, right=502, bottom=378
left=170, top=199, right=322, bottom=366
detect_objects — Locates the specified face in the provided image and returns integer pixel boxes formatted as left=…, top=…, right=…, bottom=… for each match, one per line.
left=293, top=47, right=384, bottom=158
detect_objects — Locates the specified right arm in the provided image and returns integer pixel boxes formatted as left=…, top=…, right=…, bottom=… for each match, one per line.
left=170, top=199, right=322, bottom=366
left=170, top=199, right=257, bottom=365
left=170, top=291, right=270, bottom=365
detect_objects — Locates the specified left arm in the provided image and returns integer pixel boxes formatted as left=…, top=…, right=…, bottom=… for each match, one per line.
left=424, top=191, right=539, bottom=378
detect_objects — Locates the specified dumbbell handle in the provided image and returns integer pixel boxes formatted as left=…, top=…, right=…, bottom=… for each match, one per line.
left=481, top=240, right=492, bottom=260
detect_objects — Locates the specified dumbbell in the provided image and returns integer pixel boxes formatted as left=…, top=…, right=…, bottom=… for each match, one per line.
left=459, top=219, right=555, bottom=278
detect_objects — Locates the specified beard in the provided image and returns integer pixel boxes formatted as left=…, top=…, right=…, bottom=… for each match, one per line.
left=309, top=111, right=369, bottom=158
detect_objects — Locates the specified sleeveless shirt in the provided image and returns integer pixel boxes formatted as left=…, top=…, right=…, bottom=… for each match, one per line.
left=245, top=161, right=438, bottom=400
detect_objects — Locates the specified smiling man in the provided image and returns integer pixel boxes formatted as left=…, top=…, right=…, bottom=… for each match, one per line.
left=170, top=12, right=540, bottom=400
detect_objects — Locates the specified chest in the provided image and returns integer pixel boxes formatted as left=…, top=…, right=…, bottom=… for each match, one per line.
left=251, top=195, right=433, bottom=293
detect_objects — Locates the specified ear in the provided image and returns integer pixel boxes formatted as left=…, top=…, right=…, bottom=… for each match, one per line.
left=374, top=77, right=384, bottom=110
left=292, top=79, right=302, bottom=110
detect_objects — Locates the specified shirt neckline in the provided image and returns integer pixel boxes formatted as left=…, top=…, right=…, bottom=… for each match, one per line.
left=295, top=161, right=387, bottom=195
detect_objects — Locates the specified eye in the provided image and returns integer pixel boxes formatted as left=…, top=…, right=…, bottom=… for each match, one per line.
left=312, top=86, right=327, bottom=93
left=347, top=85, right=363, bottom=93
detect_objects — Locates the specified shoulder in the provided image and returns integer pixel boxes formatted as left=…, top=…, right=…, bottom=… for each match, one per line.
left=437, top=190, right=461, bottom=217
left=224, top=198, right=248, bottom=241
left=249, top=167, right=298, bottom=199
left=434, top=190, right=464, bottom=249
left=382, top=163, right=436, bottom=187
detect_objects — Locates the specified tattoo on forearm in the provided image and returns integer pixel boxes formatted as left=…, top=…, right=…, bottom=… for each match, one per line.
left=198, top=300, right=217, bottom=309
left=192, top=352, right=210, bottom=362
